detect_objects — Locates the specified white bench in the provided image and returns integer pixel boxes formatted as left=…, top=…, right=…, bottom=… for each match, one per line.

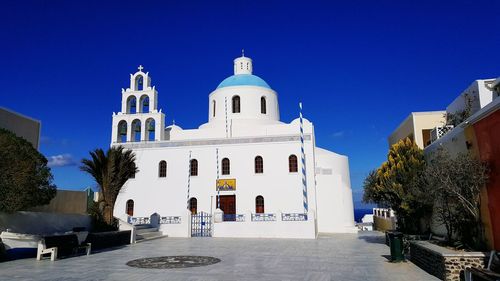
left=36, top=234, right=91, bottom=261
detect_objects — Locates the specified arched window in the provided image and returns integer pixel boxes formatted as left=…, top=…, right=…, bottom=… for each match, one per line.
left=189, top=197, right=197, bottom=214
left=190, top=159, right=198, bottom=176
left=232, top=96, right=240, bottom=113
left=158, top=160, right=167, bottom=178
left=289, top=155, right=298, bottom=173
left=132, top=119, right=141, bottom=142
left=255, top=156, right=263, bottom=174
left=222, top=158, right=230, bottom=175
left=135, top=75, right=144, bottom=91
left=261, top=96, right=266, bottom=114
left=129, top=162, right=136, bottom=178
left=127, top=96, right=137, bottom=114
left=212, top=100, right=216, bottom=117
left=140, top=95, right=149, bottom=113
left=126, top=199, right=134, bottom=216
left=117, top=120, right=127, bottom=143
left=256, top=196, right=264, bottom=214
left=146, top=118, right=155, bottom=141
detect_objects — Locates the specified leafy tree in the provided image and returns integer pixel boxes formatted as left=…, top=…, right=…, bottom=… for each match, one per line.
left=80, top=146, right=137, bottom=225
left=421, top=148, right=489, bottom=249
left=363, top=138, right=429, bottom=233
left=0, top=128, right=56, bottom=212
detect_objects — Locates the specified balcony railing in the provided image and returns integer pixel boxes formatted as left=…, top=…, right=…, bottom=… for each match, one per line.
left=281, top=213, right=308, bottom=221
left=430, top=125, right=454, bottom=143
left=251, top=213, right=276, bottom=221
left=223, top=214, right=245, bottom=222
left=160, top=216, right=181, bottom=224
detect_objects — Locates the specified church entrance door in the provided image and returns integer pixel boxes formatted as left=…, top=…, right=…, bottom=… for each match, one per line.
left=218, top=195, right=236, bottom=221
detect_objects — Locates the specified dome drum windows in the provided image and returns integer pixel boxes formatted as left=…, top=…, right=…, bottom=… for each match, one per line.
left=261, top=96, right=266, bottom=114
left=158, top=160, right=167, bottom=178
left=289, top=155, right=298, bottom=173
left=232, top=96, right=240, bottom=113
left=254, top=156, right=263, bottom=174
left=222, top=158, right=230, bottom=175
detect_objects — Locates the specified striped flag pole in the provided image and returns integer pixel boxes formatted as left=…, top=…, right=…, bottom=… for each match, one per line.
left=216, top=148, right=220, bottom=209
left=299, top=102, right=308, bottom=215
left=225, top=97, right=228, bottom=138
left=186, top=151, right=192, bottom=210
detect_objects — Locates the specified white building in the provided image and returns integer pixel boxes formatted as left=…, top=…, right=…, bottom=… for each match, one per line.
left=111, top=54, right=356, bottom=239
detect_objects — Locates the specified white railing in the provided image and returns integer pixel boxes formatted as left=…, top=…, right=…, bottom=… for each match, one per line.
left=251, top=213, right=276, bottom=221
left=128, top=216, right=151, bottom=225
left=430, top=125, right=454, bottom=143
left=281, top=213, right=308, bottom=221
left=160, top=216, right=182, bottom=224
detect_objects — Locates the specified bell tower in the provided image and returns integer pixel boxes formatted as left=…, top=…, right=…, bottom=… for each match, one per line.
left=111, top=65, right=165, bottom=144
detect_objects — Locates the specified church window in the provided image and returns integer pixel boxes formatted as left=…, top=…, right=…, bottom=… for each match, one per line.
left=140, top=95, right=150, bottom=113
left=132, top=119, right=141, bottom=142
left=256, top=196, right=264, bottom=213
left=232, top=96, right=240, bottom=113
left=190, top=159, right=198, bottom=176
left=222, top=158, right=230, bottom=175
left=127, top=96, right=137, bottom=114
left=126, top=199, right=134, bottom=216
left=135, top=75, right=144, bottom=91
left=212, top=100, right=216, bottom=117
left=261, top=96, right=266, bottom=114
left=189, top=197, right=197, bottom=214
left=255, top=156, right=263, bottom=174
left=158, top=161, right=167, bottom=177
left=289, top=155, right=298, bottom=173
left=117, top=120, right=127, bottom=143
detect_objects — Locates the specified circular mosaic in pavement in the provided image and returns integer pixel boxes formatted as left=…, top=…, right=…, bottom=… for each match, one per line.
left=126, top=256, right=221, bottom=269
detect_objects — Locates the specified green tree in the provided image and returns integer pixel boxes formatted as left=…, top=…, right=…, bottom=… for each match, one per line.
left=421, top=148, right=489, bottom=249
left=363, top=138, right=429, bottom=233
left=0, top=128, right=56, bottom=212
left=80, top=146, right=137, bottom=225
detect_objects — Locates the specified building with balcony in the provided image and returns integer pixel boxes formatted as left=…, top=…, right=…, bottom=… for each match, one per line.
left=111, top=54, right=357, bottom=239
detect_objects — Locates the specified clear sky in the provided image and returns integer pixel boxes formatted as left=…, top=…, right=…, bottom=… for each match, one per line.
left=1, top=1, right=499, bottom=207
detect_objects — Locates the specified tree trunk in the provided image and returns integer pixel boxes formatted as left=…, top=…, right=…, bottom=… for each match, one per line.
left=103, top=204, right=114, bottom=225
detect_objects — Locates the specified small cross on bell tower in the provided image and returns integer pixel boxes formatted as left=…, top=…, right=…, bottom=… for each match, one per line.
left=138, top=65, right=144, bottom=72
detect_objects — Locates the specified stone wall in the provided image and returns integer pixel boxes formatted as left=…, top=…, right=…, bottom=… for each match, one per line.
left=410, top=241, right=487, bottom=281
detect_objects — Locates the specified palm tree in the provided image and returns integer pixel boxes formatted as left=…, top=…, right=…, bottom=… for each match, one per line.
left=80, top=146, right=138, bottom=225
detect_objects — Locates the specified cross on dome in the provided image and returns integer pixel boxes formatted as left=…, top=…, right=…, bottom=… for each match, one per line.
left=241, top=49, right=245, bottom=57
left=138, top=65, right=144, bottom=72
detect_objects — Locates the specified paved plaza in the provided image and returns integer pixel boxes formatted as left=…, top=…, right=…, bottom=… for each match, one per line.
left=0, top=232, right=438, bottom=281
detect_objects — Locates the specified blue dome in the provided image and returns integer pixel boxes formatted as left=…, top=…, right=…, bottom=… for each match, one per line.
left=217, top=74, right=271, bottom=89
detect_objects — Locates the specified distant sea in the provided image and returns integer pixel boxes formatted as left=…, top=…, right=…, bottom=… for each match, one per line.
left=354, top=208, right=373, bottom=222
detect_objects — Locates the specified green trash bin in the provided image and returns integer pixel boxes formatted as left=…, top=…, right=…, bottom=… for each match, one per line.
left=388, top=231, right=404, bottom=262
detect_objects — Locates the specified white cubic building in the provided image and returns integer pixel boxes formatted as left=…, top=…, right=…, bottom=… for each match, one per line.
left=112, top=55, right=356, bottom=239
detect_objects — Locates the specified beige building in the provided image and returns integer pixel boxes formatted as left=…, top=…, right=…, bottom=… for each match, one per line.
left=388, top=111, right=446, bottom=149
left=0, top=107, right=41, bottom=149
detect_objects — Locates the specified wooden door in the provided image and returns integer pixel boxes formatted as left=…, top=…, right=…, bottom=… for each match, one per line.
left=219, top=195, right=236, bottom=221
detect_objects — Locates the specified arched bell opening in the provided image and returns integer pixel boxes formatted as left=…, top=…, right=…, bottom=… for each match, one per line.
left=139, top=95, right=150, bottom=113
left=117, top=120, right=128, bottom=143
left=135, top=75, right=144, bottom=91
left=146, top=118, right=155, bottom=141
left=131, top=119, right=141, bottom=142
left=126, top=96, right=137, bottom=114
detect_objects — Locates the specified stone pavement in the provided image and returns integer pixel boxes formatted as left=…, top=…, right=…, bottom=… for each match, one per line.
left=0, top=232, right=439, bottom=281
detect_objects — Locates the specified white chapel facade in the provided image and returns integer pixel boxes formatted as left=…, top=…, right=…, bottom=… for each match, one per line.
left=111, top=54, right=356, bottom=238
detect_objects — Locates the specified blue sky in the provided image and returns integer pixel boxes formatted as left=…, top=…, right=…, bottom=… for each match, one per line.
left=1, top=1, right=499, bottom=207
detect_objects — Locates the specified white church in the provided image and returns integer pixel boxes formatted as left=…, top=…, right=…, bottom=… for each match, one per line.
left=112, top=54, right=356, bottom=239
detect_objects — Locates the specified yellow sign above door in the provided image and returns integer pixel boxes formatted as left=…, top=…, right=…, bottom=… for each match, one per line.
left=216, top=179, right=236, bottom=191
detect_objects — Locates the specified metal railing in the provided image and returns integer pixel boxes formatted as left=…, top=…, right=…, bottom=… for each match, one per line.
left=281, top=213, right=308, bottom=221
left=251, top=213, right=276, bottom=222
left=223, top=214, right=245, bottom=222
left=160, top=216, right=182, bottom=224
